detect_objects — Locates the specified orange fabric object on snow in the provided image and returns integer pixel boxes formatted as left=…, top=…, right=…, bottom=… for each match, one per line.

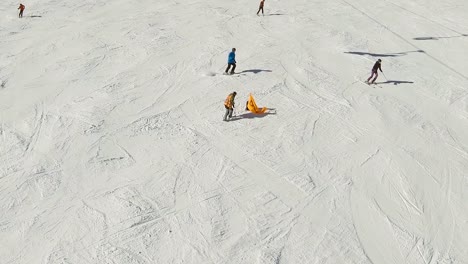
left=247, top=94, right=267, bottom=114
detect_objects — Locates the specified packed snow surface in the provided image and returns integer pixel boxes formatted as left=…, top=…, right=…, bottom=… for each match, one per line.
left=1, top=0, right=468, bottom=263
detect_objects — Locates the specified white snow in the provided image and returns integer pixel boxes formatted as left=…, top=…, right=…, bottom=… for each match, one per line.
left=1, top=0, right=468, bottom=263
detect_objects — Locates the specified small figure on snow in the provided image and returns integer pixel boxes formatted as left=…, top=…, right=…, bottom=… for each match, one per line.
left=18, top=3, right=25, bottom=18
left=223, top=91, right=237, bottom=121
left=257, top=0, right=265, bottom=16
left=225, top=48, right=237, bottom=75
left=366, top=59, right=383, bottom=84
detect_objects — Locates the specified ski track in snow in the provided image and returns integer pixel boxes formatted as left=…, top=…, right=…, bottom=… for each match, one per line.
left=1, top=0, right=468, bottom=263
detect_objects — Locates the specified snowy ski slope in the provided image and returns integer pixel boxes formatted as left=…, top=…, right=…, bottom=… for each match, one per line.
left=1, top=0, right=468, bottom=263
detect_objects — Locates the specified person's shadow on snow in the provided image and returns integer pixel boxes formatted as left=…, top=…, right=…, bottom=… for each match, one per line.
left=413, top=34, right=468, bottom=40
left=344, top=50, right=424, bottom=57
left=375, top=80, right=414, bottom=85
left=238, top=69, right=272, bottom=74
left=229, top=109, right=277, bottom=121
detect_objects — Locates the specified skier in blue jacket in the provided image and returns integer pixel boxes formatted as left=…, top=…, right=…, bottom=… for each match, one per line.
left=225, top=48, right=237, bottom=75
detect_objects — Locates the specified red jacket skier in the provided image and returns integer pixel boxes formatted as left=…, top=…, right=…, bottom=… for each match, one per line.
left=257, top=0, right=265, bottom=16
left=18, top=4, right=25, bottom=18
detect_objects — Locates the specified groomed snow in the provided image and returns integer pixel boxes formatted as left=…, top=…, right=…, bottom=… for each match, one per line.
left=1, top=0, right=468, bottom=263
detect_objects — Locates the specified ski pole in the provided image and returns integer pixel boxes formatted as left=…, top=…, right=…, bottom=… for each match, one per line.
left=382, top=72, right=388, bottom=81
left=219, top=64, right=227, bottom=72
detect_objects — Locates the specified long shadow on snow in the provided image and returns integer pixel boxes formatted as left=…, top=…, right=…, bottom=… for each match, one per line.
left=266, top=13, right=286, bottom=16
left=375, top=80, right=414, bottom=85
left=238, top=69, right=272, bottom=74
left=344, top=50, right=425, bottom=57
left=229, top=110, right=277, bottom=121
left=414, top=34, right=468, bottom=40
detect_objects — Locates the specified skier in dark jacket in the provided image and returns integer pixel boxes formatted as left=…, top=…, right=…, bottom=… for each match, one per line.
left=225, top=48, right=236, bottom=75
left=367, top=59, right=382, bottom=84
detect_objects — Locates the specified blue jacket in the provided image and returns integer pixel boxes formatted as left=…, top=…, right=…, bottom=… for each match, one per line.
left=228, top=52, right=236, bottom=64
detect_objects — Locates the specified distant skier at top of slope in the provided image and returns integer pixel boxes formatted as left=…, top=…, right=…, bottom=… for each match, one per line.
left=366, top=59, right=383, bottom=84
left=257, top=0, right=265, bottom=16
left=223, top=91, right=237, bottom=121
left=225, top=48, right=237, bottom=75
left=18, top=3, right=25, bottom=18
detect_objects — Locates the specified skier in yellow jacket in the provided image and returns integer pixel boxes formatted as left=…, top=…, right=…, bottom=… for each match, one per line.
left=223, top=92, right=237, bottom=121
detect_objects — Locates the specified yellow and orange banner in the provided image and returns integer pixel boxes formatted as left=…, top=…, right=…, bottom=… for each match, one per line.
left=246, top=94, right=267, bottom=114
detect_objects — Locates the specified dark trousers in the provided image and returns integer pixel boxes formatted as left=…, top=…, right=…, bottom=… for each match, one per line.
left=225, top=63, right=236, bottom=74
left=367, top=70, right=378, bottom=83
left=257, top=7, right=264, bottom=15
left=19, top=10, right=24, bottom=18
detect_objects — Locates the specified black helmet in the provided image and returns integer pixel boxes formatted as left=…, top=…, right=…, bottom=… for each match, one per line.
left=378, top=59, right=382, bottom=62
left=233, top=91, right=237, bottom=95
